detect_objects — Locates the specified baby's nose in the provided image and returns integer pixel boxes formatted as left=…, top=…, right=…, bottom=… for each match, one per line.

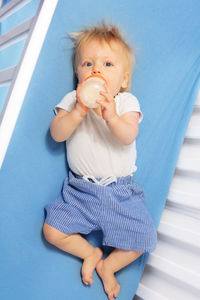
left=92, top=64, right=101, bottom=74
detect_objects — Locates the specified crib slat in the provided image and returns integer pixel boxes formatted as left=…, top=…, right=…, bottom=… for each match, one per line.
left=0, top=66, right=16, bottom=86
left=185, top=108, right=200, bottom=139
left=0, top=17, right=33, bottom=51
left=176, top=141, right=200, bottom=172
left=137, top=265, right=199, bottom=300
left=195, top=89, right=200, bottom=107
left=136, top=282, right=168, bottom=300
left=158, top=208, right=200, bottom=248
left=148, top=249, right=200, bottom=290
left=168, top=173, right=200, bottom=210
left=0, top=0, right=31, bottom=22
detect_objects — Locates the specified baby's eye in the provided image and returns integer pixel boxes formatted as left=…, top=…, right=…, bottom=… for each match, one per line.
left=105, top=61, right=113, bottom=67
left=83, top=61, right=92, bottom=67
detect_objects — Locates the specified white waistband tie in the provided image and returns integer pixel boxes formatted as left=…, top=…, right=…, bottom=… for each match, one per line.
left=82, top=175, right=117, bottom=186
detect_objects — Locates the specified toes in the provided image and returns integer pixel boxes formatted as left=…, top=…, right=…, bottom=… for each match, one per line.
left=113, top=285, right=120, bottom=298
left=106, top=284, right=120, bottom=299
left=105, top=290, right=113, bottom=300
left=83, top=278, right=93, bottom=286
left=106, top=290, right=116, bottom=300
left=82, top=274, right=93, bottom=286
left=105, top=288, right=114, bottom=300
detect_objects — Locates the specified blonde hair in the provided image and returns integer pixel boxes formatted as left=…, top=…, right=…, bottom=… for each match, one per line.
left=69, top=21, right=135, bottom=92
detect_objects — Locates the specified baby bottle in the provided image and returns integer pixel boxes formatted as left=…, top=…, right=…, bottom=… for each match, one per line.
left=79, top=75, right=106, bottom=108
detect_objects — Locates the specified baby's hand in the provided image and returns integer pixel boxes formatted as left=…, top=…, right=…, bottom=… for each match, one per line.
left=97, top=84, right=117, bottom=122
left=76, top=82, right=89, bottom=117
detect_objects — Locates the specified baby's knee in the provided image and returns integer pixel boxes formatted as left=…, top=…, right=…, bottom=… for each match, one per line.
left=43, top=222, right=69, bottom=245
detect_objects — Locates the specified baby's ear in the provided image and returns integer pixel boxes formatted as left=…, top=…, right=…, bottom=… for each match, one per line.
left=121, top=71, right=130, bottom=89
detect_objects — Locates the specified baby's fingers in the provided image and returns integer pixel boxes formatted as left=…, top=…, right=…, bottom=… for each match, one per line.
left=96, top=99, right=109, bottom=109
left=100, top=90, right=114, bottom=103
left=103, top=84, right=114, bottom=102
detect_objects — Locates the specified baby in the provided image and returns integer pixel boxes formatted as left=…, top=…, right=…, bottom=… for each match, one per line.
left=43, top=22, right=157, bottom=300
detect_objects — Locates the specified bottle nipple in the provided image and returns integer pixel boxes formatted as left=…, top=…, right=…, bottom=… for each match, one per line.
left=79, top=75, right=106, bottom=108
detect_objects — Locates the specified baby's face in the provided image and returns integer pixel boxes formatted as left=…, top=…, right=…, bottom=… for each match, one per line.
left=76, top=39, right=130, bottom=97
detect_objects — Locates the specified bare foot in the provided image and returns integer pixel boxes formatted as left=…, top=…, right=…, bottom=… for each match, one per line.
left=81, top=247, right=103, bottom=285
left=96, top=260, right=120, bottom=300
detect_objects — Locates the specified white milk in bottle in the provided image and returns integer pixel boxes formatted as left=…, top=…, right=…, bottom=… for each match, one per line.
left=79, top=75, right=106, bottom=108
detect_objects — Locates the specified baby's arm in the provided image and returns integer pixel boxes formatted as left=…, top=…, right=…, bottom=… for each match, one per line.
left=97, top=86, right=139, bottom=145
left=107, top=111, right=139, bottom=145
left=50, top=107, right=83, bottom=142
left=50, top=86, right=89, bottom=142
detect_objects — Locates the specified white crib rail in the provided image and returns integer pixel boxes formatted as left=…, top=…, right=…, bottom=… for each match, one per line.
left=0, top=0, right=58, bottom=168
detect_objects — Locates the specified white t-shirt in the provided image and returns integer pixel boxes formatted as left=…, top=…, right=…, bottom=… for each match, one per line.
left=55, top=90, right=143, bottom=179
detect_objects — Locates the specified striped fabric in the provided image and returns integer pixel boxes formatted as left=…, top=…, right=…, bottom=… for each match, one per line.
left=45, top=171, right=157, bottom=252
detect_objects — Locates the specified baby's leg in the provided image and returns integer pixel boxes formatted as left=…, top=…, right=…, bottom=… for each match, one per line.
left=43, top=223, right=102, bottom=285
left=96, top=249, right=142, bottom=300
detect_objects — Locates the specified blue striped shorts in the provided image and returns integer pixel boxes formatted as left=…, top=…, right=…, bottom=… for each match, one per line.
left=45, top=171, right=157, bottom=252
